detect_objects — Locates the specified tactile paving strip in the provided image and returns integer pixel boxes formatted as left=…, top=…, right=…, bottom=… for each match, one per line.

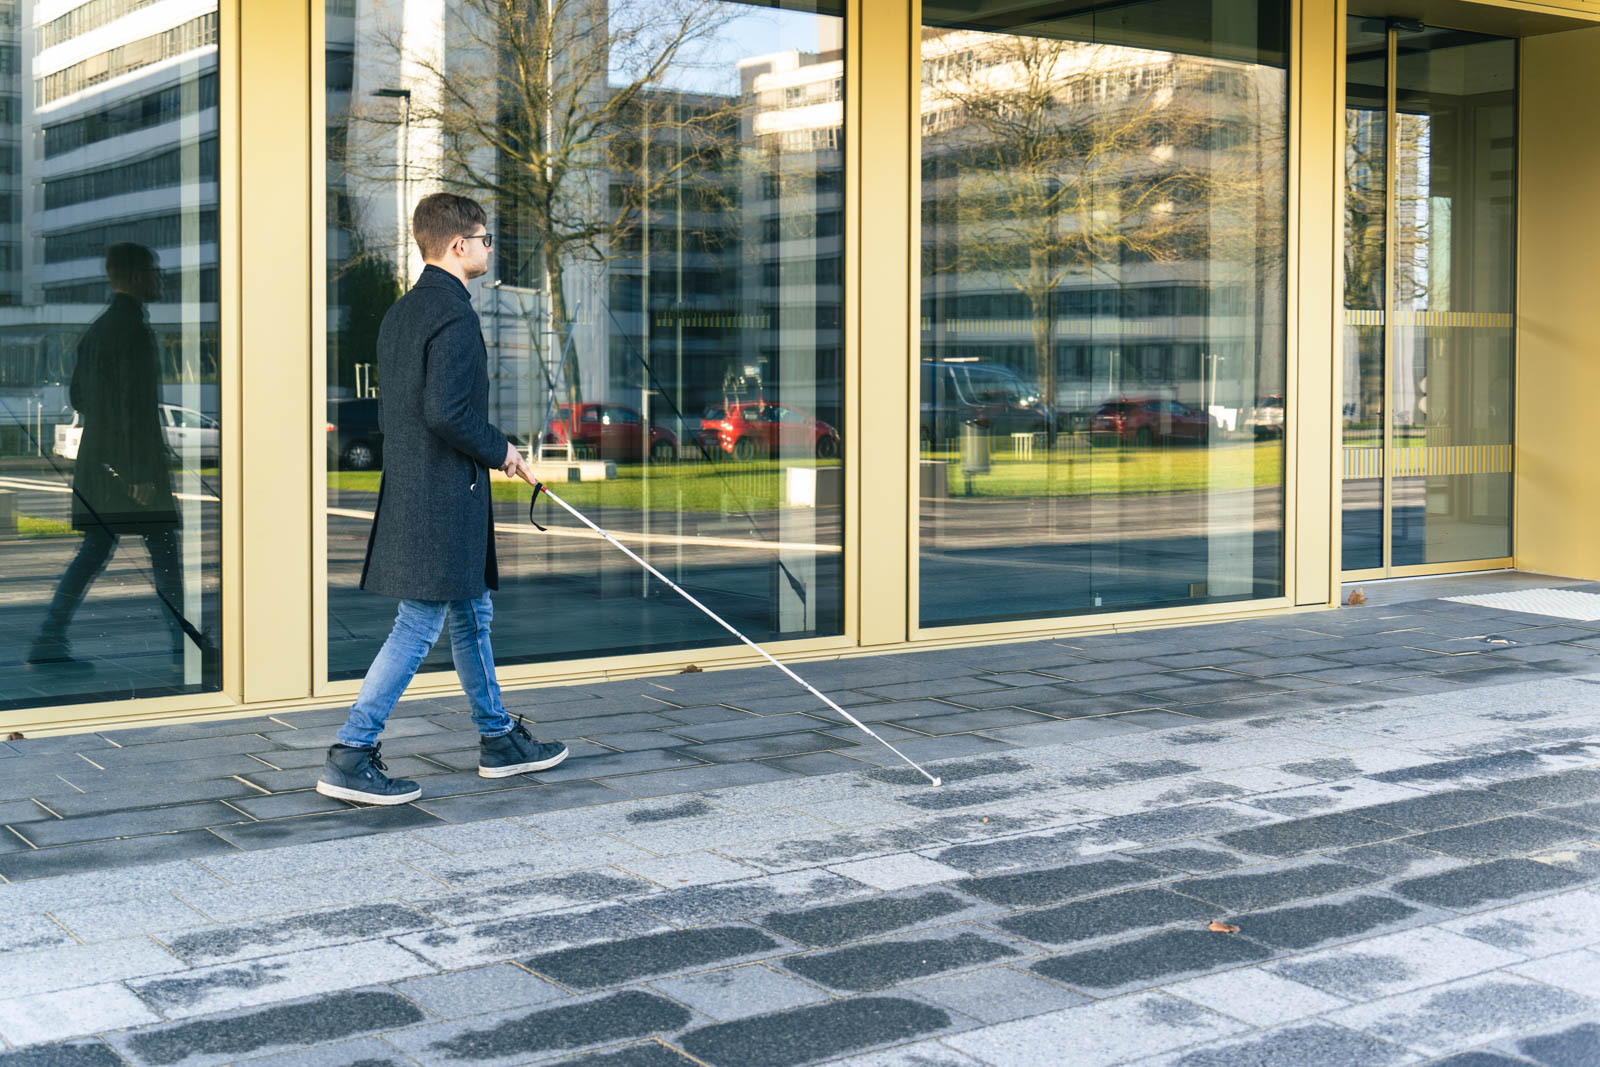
left=1443, top=588, right=1600, bottom=621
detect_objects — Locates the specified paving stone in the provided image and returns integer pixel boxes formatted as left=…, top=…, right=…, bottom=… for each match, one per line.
left=0, top=861, right=229, bottom=922
left=955, top=857, right=1170, bottom=907
left=930, top=826, right=1140, bottom=875
left=51, top=895, right=214, bottom=942
left=1145, top=1022, right=1415, bottom=1067
left=1490, top=768, right=1600, bottom=806
left=649, top=963, right=829, bottom=1021
left=828, top=854, right=966, bottom=891
left=1355, top=788, right=1538, bottom=831
left=982, top=718, right=1150, bottom=744
left=1174, top=861, right=1383, bottom=910
left=1404, top=815, right=1591, bottom=860
left=1269, top=925, right=1525, bottom=1001
left=0, top=1042, right=124, bottom=1067
left=392, top=962, right=567, bottom=1019
left=412, top=780, right=632, bottom=823
left=1231, top=892, right=1429, bottom=951
left=1131, top=845, right=1247, bottom=873
left=602, top=760, right=796, bottom=798
left=943, top=990, right=1246, bottom=1066
left=0, top=980, right=160, bottom=1047
left=1415, top=1053, right=1531, bottom=1067
left=726, top=827, right=940, bottom=874
left=395, top=903, right=670, bottom=970
left=1393, top=858, right=1590, bottom=911
left=1507, top=949, right=1600, bottom=997
left=43, top=779, right=264, bottom=818
left=223, top=791, right=352, bottom=819
left=785, top=930, right=1021, bottom=992
left=616, top=810, right=835, bottom=856
left=420, top=870, right=657, bottom=926
left=0, top=936, right=185, bottom=999
left=1163, top=967, right=1351, bottom=1027
left=1517, top=1021, right=1600, bottom=1066
left=1031, top=927, right=1272, bottom=993
left=640, top=870, right=871, bottom=927
left=1213, top=811, right=1404, bottom=858
left=0, top=914, right=76, bottom=955
left=1333, top=840, right=1468, bottom=878
left=386, top=990, right=692, bottom=1066
left=825, top=1039, right=987, bottom=1066
left=1440, top=889, right=1600, bottom=955
left=1327, top=974, right=1596, bottom=1057
left=997, top=887, right=1216, bottom=946
left=0, top=828, right=239, bottom=882
left=231, top=1036, right=417, bottom=1066
left=1094, top=802, right=1279, bottom=846
left=524, top=925, right=780, bottom=989
left=618, top=852, right=762, bottom=890
left=208, top=805, right=444, bottom=850
left=161, top=901, right=432, bottom=965
left=907, top=965, right=1087, bottom=1023
left=544, top=1044, right=701, bottom=1067
left=110, top=988, right=426, bottom=1067
left=678, top=996, right=951, bottom=1067
left=759, top=889, right=980, bottom=948
left=130, top=938, right=435, bottom=1018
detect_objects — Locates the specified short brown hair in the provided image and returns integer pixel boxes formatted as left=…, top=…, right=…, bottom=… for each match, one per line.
left=412, top=192, right=487, bottom=259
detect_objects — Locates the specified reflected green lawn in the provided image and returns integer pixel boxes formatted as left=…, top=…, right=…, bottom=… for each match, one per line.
left=327, top=441, right=1285, bottom=508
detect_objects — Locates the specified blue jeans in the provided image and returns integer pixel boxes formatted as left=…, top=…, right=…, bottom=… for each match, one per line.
left=337, top=590, right=515, bottom=748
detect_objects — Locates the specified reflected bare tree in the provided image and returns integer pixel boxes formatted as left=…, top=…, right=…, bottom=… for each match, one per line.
left=341, top=0, right=739, bottom=408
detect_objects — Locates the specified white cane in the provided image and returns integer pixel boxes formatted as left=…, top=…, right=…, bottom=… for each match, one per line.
left=520, top=474, right=941, bottom=787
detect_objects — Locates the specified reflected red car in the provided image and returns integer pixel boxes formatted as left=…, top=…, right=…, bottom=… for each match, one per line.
left=1091, top=397, right=1215, bottom=445
left=544, top=404, right=677, bottom=462
left=699, top=401, right=841, bottom=460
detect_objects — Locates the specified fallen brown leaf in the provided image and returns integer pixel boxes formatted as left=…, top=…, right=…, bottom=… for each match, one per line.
left=679, top=664, right=703, bottom=674
left=1346, top=588, right=1367, bottom=606
left=4, top=732, right=22, bottom=741
left=1207, top=920, right=1240, bottom=933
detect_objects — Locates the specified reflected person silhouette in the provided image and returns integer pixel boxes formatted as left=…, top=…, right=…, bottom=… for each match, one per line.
left=27, top=243, right=189, bottom=673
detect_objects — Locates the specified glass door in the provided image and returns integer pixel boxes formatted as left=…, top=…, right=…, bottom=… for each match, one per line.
left=1341, top=20, right=1516, bottom=579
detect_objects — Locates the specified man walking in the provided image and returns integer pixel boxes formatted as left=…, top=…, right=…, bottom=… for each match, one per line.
left=317, top=192, right=567, bottom=805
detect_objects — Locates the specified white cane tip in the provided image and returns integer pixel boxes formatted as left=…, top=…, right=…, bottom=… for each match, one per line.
left=930, top=777, right=942, bottom=787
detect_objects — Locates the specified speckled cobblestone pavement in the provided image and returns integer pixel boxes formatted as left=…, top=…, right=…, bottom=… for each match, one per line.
left=2, top=587, right=1600, bottom=1065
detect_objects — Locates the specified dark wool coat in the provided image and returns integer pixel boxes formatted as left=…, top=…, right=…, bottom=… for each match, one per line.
left=359, top=266, right=510, bottom=602
left=69, top=293, right=178, bottom=535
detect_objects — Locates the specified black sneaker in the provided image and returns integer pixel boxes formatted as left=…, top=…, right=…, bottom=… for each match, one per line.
left=315, top=742, right=421, bottom=805
left=24, top=637, right=93, bottom=674
left=479, top=717, right=568, bottom=778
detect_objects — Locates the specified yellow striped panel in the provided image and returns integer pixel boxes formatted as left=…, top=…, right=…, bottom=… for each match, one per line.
left=1342, top=447, right=1383, bottom=479
left=1343, top=445, right=1513, bottom=479
left=1393, top=310, right=1514, bottom=329
left=1344, top=309, right=1385, bottom=326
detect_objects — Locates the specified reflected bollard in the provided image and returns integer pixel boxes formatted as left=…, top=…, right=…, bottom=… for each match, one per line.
left=960, top=420, right=989, bottom=495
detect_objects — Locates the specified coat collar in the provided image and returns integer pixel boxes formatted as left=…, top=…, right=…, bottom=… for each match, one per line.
left=414, top=264, right=471, bottom=301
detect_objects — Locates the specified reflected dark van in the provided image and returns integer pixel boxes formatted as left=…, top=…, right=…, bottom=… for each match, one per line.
left=919, top=359, right=1049, bottom=447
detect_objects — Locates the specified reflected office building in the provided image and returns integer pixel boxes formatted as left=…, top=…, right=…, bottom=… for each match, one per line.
left=4, top=0, right=1599, bottom=738
left=0, top=0, right=221, bottom=709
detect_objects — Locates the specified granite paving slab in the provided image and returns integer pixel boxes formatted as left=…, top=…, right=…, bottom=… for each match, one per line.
left=3, top=588, right=1600, bottom=1064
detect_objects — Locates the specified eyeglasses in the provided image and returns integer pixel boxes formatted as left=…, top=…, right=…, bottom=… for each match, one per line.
left=462, top=233, right=493, bottom=250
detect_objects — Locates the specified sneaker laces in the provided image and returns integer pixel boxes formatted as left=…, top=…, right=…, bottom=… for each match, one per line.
left=368, top=742, right=389, bottom=775
left=510, top=715, right=533, bottom=743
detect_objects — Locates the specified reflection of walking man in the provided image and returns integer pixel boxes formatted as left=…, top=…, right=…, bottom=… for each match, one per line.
left=317, top=193, right=568, bottom=805
left=28, top=243, right=186, bottom=672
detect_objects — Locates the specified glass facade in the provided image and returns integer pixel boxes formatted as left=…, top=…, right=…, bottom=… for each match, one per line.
left=325, top=0, right=845, bottom=679
left=1341, top=21, right=1516, bottom=573
left=0, top=0, right=222, bottom=712
left=917, top=0, right=1289, bottom=627
left=0, top=3, right=1563, bottom=729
